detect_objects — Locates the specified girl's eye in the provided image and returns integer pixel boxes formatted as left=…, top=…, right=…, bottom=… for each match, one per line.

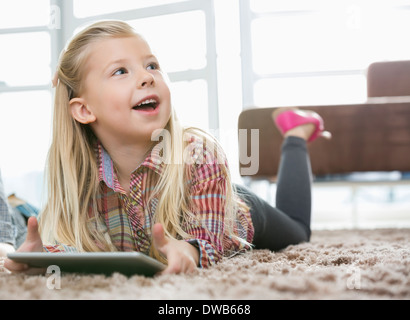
left=113, top=68, right=127, bottom=76
left=147, top=62, right=159, bottom=71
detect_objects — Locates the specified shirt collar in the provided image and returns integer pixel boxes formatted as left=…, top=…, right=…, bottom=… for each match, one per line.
left=97, top=141, right=164, bottom=189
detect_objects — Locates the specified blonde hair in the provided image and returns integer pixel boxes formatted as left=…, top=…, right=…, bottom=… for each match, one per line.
left=40, top=20, right=249, bottom=261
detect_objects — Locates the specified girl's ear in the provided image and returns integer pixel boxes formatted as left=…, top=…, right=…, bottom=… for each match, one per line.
left=69, top=98, right=96, bottom=124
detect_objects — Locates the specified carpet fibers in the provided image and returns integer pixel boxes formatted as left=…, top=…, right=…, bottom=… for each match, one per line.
left=1, top=228, right=409, bottom=300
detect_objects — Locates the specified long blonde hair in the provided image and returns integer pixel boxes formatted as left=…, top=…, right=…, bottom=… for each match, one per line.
left=40, top=20, right=249, bottom=260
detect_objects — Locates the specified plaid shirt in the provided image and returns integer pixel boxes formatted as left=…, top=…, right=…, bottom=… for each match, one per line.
left=44, top=137, right=254, bottom=268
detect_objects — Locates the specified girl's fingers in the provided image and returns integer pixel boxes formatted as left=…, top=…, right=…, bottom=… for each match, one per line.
left=3, top=259, right=28, bottom=273
left=25, top=217, right=42, bottom=244
left=3, top=217, right=44, bottom=274
left=160, top=252, right=196, bottom=275
left=4, top=258, right=46, bottom=275
left=152, top=223, right=169, bottom=253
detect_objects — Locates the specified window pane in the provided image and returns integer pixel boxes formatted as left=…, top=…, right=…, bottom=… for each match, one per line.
left=251, top=0, right=329, bottom=13
left=250, top=0, right=410, bottom=13
left=379, top=9, right=410, bottom=61
left=0, top=32, right=51, bottom=86
left=0, top=91, right=52, bottom=177
left=74, top=0, right=188, bottom=18
left=128, top=11, right=207, bottom=72
left=251, top=4, right=410, bottom=74
left=0, top=0, right=50, bottom=29
left=254, top=75, right=367, bottom=107
left=170, top=80, right=209, bottom=130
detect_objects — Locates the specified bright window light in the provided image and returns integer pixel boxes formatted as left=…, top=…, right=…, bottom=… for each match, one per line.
left=250, top=1, right=410, bottom=106
left=252, top=8, right=410, bottom=75
left=0, top=32, right=51, bottom=86
left=0, top=91, right=52, bottom=177
left=254, top=75, right=367, bottom=107
left=250, top=0, right=328, bottom=13
left=251, top=14, right=369, bottom=74
left=250, top=0, right=410, bottom=13
left=73, top=0, right=188, bottom=18
left=0, top=0, right=50, bottom=29
left=170, top=80, right=209, bottom=130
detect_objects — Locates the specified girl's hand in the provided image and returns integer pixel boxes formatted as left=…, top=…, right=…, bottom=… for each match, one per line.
left=152, top=223, right=199, bottom=274
left=4, top=217, right=44, bottom=274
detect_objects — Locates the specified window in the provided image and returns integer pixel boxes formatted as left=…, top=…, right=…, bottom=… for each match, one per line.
left=240, top=0, right=410, bottom=107
left=73, top=0, right=188, bottom=18
left=0, top=91, right=52, bottom=176
left=0, top=0, right=50, bottom=29
left=170, top=80, right=209, bottom=129
left=0, top=0, right=53, bottom=207
left=0, top=32, right=51, bottom=87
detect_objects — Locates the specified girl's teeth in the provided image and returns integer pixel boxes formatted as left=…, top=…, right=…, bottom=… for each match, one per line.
left=138, top=99, right=156, bottom=106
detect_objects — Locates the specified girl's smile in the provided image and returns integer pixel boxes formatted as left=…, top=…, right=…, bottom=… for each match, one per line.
left=132, top=94, right=161, bottom=115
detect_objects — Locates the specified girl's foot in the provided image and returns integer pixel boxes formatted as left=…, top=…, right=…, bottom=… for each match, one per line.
left=272, top=108, right=332, bottom=142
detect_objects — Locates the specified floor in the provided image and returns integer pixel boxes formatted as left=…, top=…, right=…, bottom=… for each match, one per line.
left=2, top=228, right=409, bottom=300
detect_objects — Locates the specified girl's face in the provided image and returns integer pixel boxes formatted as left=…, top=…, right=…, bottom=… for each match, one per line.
left=71, top=35, right=172, bottom=146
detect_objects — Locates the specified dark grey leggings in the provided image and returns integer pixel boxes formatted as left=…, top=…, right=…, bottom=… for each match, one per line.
left=235, top=136, right=312, bottom=251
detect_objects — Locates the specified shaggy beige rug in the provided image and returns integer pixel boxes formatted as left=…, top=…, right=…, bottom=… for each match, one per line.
left=1, top=228, right=409, bottom=300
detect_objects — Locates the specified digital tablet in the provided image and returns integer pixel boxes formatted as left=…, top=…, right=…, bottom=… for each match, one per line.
left=7, top=252, right=166, bottom=277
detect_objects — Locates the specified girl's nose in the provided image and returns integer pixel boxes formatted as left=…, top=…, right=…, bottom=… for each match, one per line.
left=138, top=70, right=155, bottom=89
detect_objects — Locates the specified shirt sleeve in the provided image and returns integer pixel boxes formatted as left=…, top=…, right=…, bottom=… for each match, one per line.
left=43, top=244, right=79, bottom=253
left=183, top=144, right=229, bottom=268
left=184, top=176, right=227, bottom=268
left=0, top=172, right=16, bottom=246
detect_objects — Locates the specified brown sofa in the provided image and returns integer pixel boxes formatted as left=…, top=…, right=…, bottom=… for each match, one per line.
left=238, top=60, right=410, bottom=182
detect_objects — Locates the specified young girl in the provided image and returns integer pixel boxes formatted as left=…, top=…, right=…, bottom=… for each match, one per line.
left=5, top=20, right=331, bottom=275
